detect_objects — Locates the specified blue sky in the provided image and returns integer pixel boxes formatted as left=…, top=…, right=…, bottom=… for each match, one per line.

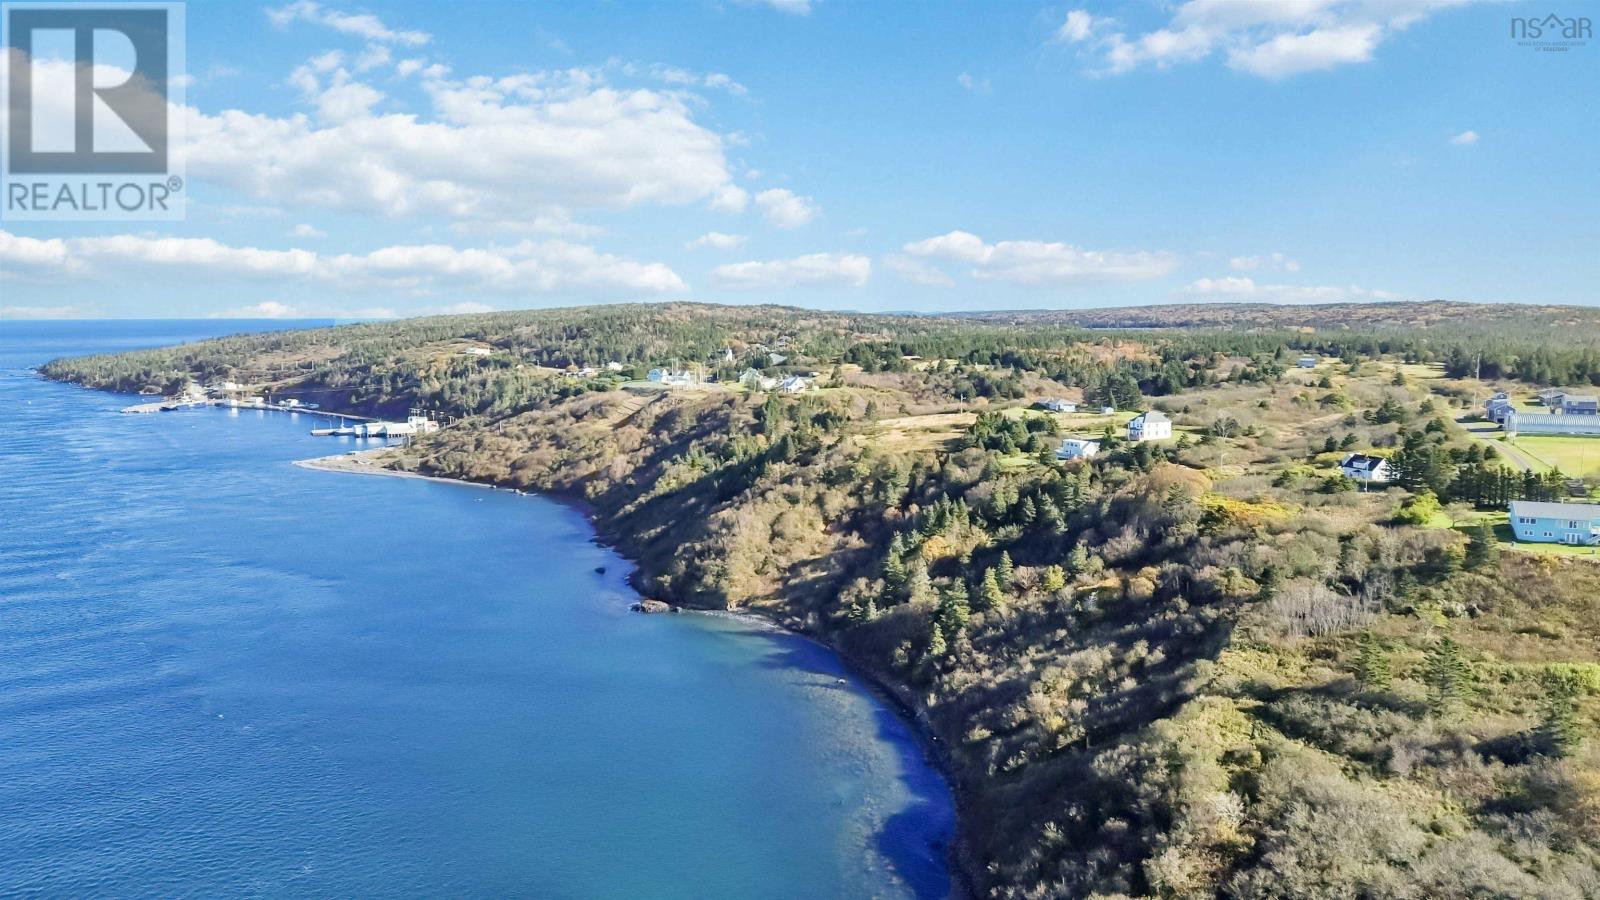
left=2, top=0, right=1596, bottom=318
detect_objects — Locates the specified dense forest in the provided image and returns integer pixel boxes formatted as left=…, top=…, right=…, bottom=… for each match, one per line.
left=44, top=301, right=1600, bottom=899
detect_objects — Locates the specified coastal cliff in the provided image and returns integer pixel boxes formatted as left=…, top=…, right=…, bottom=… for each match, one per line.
left=43, top=302, right=1600, bottom=898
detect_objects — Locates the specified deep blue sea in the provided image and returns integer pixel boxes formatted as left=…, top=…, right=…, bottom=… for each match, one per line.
left=0, top=320, right=953, bottom=898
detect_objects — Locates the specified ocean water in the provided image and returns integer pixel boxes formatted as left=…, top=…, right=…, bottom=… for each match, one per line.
left=0, top=321, right=953, bottom=898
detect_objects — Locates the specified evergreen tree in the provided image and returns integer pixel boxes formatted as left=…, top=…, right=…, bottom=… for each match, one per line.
left=938, top=583, right=971, bottom=639
left=882, top=551, right=907, bottom=589
left=1425, top=635, right=1472, bottom=718
left=979, top=568, right=1006, bottom=611
left=926, top=619, right=947, bottom=657
left=1539, top=669, right=1585, bottom=756
left=996, top=550, right=1015, bottom=587
left=906, top=558, right=934, bottom=606
left=1018, top=495, right=1037, bottom=525
left=1464, top=520, right=1500, bottom=570
left=1065, top=543, right=1089, bottom=576
left=1041, top=564, right=1067, bottom=593
left=1355, top=629, right=1392, bottom=691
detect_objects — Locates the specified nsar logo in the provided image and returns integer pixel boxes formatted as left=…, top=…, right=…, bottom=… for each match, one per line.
left=1510, top=12, right=1592, bottom=51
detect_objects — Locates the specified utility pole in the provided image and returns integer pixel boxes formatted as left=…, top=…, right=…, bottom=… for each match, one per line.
left=1472, top=351, right=1481, bottom=411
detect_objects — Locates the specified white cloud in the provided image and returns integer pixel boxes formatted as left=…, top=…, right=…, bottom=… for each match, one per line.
left=353, top=43, right=392, bottom=72
left=903, top=230, right=989, bottom=263
left=1228, top=252, right=1299, bottom=272
left=0, top=230, right=687, bottom=296
left=178, top=62, right=744, bottom=227
left=289, top=223, right=327, bottom=238
left=0, top=305, right=92, bottom=319
left=755, top=188, right=820, bottom=228
left=1183, top=275, right=1400, bottom=303
left=1056, top=9, right=1102, bottom=43
left=710, top=184, right=750, bottom=213
left=903, top=230, right=1176, bottom=284
left=711, top=253, right=870, bottom=290
left=620, top=62, right=748, bottom=96
left=1228, top=23, right=1382, bottom=77
left=737, top=0, right=813, bottom=14
left=208, top=300, right=398, bottom=319
left=307, top=50, right=344, bottom=73
left=429, top=301, right=497, bottom=315
left=1067, top=0, right=1481, bottom=79
left=686, top=231, right=747, bottom=251
left=266, top=1, right=431, bottom=46
left=882, top=254, right=955, bottom=287
left=3, top=25, right=776, bottom=273
left=957, top=71, right=991, bottom=93
left=0, top=231, right=71, bottom=271
left=1451, top=129, right=1479, bottom=146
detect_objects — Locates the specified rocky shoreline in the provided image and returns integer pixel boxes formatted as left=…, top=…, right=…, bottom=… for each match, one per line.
left=293, top=444, right=977, bottom=898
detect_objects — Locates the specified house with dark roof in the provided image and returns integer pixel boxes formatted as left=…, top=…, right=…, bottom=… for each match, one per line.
left=1339, top=453, right=1392, bottom=484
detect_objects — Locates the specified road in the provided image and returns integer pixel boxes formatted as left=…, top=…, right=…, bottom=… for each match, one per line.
left=1455, top=414, right=1542, bottom=473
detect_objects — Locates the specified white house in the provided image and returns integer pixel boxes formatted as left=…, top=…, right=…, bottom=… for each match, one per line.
left=1100, top=405, right=1116, bottom=415
left=1056, top=438, right=1100, bottom=460
left=1339, top=453, right=1392, bottom=484
left=739, top=368, right=778, bottom=391
left=605, top=361, right=625, bottom=372
left=1127, top=410, right=1172, bottom=442
left=647, top=368, right=697, bottom=388
left=461, top=346, right=493, bottom=357
left=769, top=352, right=788, bottom=365
left=1040, top=399, right=1077, bottom=413
left=1297, top=356, right=1318, bottom=368
left=1510, top=500, right=1600, bottom=546
left=780, top=375, right=812, bottom=394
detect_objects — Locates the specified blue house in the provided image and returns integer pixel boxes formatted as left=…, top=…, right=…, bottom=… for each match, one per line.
left=1509, top=500, right=1600, bottom=546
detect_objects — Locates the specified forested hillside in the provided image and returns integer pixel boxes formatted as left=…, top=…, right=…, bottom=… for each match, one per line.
left=970, top=302, right=1600, bottom=388
left=45, top=302, right=1600, bottom=898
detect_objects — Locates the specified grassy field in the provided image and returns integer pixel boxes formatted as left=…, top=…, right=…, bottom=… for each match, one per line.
left=1396, top=362, right=1447, bottom=380
left=872, top=411, right=975, bottom=452
left=1511, top=434, right=1600, bottom=477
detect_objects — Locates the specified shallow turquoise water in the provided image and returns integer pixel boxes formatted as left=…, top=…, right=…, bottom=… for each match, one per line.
left=0, top=321, right=953, bottom=898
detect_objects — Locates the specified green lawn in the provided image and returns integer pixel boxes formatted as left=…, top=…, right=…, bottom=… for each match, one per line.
left=1509, top=434, right=1600, bottom=478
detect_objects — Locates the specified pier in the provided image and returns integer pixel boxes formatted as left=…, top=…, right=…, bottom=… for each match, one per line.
left=121, top=396, right=379, bottom=422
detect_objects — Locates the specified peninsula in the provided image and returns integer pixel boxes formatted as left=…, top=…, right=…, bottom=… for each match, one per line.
left=44, top=301, right=1600, bottom=897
